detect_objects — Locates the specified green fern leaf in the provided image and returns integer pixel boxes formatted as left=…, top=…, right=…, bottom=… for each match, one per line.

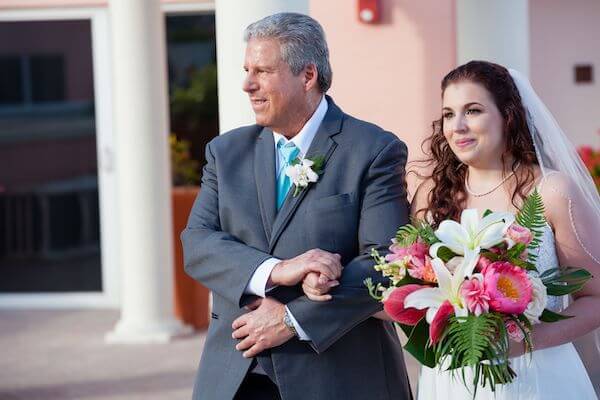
left=434, top=314, right=515, bottom=394
left=516, top=188, right=546, bottom=264
left=395, top=224, right=419, bottom=247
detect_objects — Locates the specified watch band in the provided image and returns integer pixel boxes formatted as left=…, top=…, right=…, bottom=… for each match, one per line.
left=283, top=309, right=299, bottom=337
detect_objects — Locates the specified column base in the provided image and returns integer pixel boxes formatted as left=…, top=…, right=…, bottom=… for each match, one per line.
left=105, top=317, right=194, bottom=344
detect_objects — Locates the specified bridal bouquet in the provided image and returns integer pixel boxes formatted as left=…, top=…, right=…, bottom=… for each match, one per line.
left=365, top=190, right=591, bottom=394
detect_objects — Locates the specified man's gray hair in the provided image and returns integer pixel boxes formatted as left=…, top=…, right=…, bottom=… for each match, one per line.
left=244, top=13, right=332, bottom=93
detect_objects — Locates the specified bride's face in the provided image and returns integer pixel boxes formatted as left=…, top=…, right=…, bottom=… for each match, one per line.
left=441, top=81, right=506, bottom=168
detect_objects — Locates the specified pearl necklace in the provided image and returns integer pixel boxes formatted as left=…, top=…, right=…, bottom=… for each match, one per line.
left=465, top=163, right=521, bottom=197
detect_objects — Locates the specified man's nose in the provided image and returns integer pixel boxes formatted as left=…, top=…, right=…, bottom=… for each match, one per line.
left=243, top=73, right=257, bottom=93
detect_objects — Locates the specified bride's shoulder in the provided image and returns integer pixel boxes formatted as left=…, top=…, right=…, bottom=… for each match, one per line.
left=536, top=170, right=580, bottom=227
left=537, top=170, right=577, bottom=203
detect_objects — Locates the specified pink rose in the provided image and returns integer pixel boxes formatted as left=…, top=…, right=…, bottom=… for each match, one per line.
left=507, top=223, right=533, bottom=246
left=505, top=320, right=525, bottom=342
left=460, top=275, right=490, bottom=316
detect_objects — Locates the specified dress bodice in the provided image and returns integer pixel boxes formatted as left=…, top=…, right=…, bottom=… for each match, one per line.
left=533, top=224, right=564, bottom=312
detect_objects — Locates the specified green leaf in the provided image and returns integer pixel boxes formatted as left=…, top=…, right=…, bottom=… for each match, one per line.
left=395, top=224, right=419, bottom=247
left=541, top=267, right=593, bottom=296
left=437, top=246, right=458, bottom=263
left=515, top=189, right=546, bottom=263
left=483, top=209, right=493, bottom=217
left=507, top=243, right=526, bottom=260
left=509, top=257, right=538, bottom=271
left=480, top=251, right=502, bottom=262
left=309, top=155, right=326, bottom=173
left=433, top=314, right=515, bottom=392
left=398, top=319, right=436, bottom=368
left=539, top=308, right=573, bottom=322
left=394, top=273, right=428, bottom=286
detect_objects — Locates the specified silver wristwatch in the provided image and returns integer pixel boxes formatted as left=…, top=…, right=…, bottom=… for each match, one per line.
left=283, top=309, right=299, bottom=337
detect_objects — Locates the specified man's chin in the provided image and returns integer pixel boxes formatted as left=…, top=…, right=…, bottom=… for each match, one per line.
left=254, top=115, right=271, bottom=128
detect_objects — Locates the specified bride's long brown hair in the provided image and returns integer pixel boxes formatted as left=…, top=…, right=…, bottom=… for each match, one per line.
left=419, top=61, right=538, bottom=226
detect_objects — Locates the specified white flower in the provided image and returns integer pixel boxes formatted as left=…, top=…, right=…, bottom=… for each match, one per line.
left=524, top=273, right=548, bottom=324
left=285, top=159, right=319, bottom=194
left=429, top=209, right=515, bottom=258
left=404, top=250, right=480, bottom=324
left=445, top=256, right=464, bottom=274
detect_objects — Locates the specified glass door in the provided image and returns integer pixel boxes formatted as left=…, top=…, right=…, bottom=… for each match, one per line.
left=0, top=19, right=101, bottom=293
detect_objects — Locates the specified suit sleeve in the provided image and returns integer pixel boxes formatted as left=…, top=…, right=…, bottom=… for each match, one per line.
left=285, top=137, right=410, bottom=353
left=181, top=141, right=273, bottom=307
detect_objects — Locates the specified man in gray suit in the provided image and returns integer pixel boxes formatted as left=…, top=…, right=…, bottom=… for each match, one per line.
left=182, top=12, right=412, bottom=400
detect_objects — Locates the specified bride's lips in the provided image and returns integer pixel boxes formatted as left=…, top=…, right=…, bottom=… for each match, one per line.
left=454, top=138, right=476, bottom=149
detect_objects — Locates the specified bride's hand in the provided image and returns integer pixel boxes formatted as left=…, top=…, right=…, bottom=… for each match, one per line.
left=302, top=272, right=339, bottom=301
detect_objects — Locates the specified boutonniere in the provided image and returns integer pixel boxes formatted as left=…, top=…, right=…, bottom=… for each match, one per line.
left=285, top=155, right=325, bottom=196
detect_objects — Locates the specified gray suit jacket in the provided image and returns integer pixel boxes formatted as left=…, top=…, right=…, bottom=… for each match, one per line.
left=182, top=97, right=412, bottom=400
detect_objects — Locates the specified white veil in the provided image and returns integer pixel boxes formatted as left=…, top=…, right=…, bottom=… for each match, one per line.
left=509, top=69, right=600, bottom=394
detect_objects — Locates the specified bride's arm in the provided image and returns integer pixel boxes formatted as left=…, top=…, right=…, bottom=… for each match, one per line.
left=513, top=173, right=600, bottom=356
left=372, top=178, right=433, bottom=321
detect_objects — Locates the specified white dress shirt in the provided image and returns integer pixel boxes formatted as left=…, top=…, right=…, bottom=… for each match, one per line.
left=243, top=96, right=328, bottom=341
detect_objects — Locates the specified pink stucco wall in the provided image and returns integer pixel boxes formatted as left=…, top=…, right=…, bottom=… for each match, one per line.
left=530, top=0, right=600, bottom=148
left=310, top=0, right=456, bottom=194
left=0, top=20, right=94, bottom=101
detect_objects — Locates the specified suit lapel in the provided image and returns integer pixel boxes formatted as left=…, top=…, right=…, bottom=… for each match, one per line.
left=254, top=127, right=277, bottom=239
left=268, top=97, right=344, bottom=252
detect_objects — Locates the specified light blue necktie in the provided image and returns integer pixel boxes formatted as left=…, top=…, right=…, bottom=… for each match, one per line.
left=276, top=139, right=300, bottom=210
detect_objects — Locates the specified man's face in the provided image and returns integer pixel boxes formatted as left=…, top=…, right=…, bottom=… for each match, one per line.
left=243, top=38, right=307, bottom=133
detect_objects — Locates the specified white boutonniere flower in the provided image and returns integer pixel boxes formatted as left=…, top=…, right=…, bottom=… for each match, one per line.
left=285, top=156, right=325, bottom=196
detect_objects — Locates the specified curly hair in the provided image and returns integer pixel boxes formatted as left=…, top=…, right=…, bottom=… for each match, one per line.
left=419, top=61, right=538, bottom=225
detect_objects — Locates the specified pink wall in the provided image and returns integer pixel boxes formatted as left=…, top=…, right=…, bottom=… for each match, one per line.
left=0, top=20, right=94, bottom=101
left=530, top=0, right=600, bottom=148
left=310, top=0, right=456, bottom=195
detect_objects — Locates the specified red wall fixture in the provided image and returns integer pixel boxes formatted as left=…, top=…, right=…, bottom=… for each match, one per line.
left=358, top=0, right=380, bottom=24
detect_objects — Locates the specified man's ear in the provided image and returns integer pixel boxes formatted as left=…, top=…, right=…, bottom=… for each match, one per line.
left=303, top=63, right=319, bottom=92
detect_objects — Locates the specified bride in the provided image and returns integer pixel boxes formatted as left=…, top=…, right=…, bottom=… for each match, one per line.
left=409, top=61, right=600, bottom=399
left=300, top=60, right=600, bottom=399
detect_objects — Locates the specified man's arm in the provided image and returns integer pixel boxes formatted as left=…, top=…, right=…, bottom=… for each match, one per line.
left=285, top=137, right=410, bottom=353
left=181, top=141, right=274, bottom=307
left=182, top=141, right=343, bottom=307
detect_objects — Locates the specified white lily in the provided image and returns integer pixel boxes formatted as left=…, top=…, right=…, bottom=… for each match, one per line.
left=404, top=250, right=480, bottom=324
left=429, top=209, right=514, bottom=258
left=285, top=159, right=319, bottom=194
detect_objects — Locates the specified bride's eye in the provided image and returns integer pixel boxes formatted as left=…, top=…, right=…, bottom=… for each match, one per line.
left=442, top=112, right=454, bottom=120
left=466, top=108, right=482, bottom=115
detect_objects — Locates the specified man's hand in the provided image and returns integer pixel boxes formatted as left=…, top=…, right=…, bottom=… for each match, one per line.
left=232, top=297, right=294, bottom=358
left=302, top=271, right=340, bottom=301
left=269, top=249, right=342, bottom=287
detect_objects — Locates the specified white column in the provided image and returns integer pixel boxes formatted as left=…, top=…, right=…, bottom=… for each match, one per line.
left=215, top=0, right=309, bottom=133
left=456, top=0, right=529, bottom=76
left=106, top=0, right=190, bottom=343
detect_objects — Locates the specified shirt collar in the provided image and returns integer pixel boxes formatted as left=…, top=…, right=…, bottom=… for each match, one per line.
left=272, top=95, right=328, bottom=157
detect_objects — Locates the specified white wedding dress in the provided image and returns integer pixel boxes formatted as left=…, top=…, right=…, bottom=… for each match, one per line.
left=417, top=223, right=598, bottom=400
